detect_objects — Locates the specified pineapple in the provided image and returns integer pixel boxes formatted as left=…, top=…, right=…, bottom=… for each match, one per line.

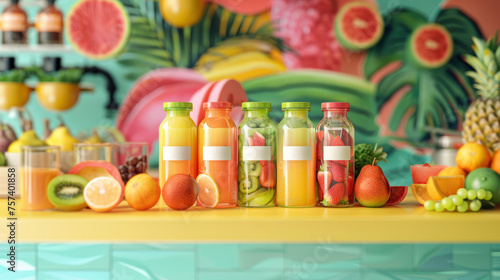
left=462, top=33, right=500, bottom=151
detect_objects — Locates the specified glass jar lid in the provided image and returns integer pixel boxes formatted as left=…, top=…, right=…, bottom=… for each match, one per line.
left=321, top=102, right=350, bottom=111
left=242, top=102, right=271, bottom=110
left=282, top=102, right=310, bottom=111
left=203, top=102, right=232, bottom=110
left=163, top=102, right=193, bottom=111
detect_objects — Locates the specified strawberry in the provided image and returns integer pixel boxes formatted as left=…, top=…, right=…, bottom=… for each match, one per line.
left=324, top=182, right=345, bottom=206
left=327, top=161, right=346, bottom=182
left=317, top=163, right=333, bottom=197
left=316, top=131, right=325, bottom=142
left=316, top=140, right=323, bottom=160
left=347, top=174, right=354, bottom=196
left=253, top=131, right=266, bottom=146
left=260, top=162, right=276, bottom=188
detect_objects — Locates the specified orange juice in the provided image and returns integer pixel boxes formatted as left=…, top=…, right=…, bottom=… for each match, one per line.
left=159, top=102, right=197, bottom=188
left=277, top=103, right=316, bottom=207
left=21, top=168, right=58, bottom=210
left=198, top=102, right=238, bottom=208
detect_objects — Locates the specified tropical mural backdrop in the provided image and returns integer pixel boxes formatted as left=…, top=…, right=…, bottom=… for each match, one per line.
left=2, top=0, right=499, bottom=186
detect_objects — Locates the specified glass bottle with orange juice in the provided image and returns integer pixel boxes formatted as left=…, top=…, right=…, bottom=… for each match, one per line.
left=198, top=102, right=238, bottom=208
left=276, top=102, right=316, bottom=207
left=159, top=102, right=198, bottom=188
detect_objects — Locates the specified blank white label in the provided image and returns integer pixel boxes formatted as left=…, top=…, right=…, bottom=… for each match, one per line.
left=243, top=146, right=271, bottom=161
left=324, top=146, right=351, bottom=161
left=203, top=146, right=232, bottom=161
left=283, top=146, right=311, bottom=161
left=163, top=146, right=191, bottom=161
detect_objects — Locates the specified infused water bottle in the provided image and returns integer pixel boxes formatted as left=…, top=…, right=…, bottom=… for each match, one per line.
left=316, top=102, right=355, bottom=207
left=198, top=102, right=238, bottom=208
left=276, top=102, right=316, bottom=207
left=159, top=102, right=198, bottom=190
left=238, top=102, right=276, bottom=207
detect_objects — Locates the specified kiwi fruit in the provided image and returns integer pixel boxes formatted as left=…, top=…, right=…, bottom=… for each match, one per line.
left=240, top=162, right=262, bottom=177
left=47, top=174, right=88, bottom=211
left=239, top=177, right=260, bottom=194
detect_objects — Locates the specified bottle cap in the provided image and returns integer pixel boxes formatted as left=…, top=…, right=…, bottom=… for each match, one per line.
left=242, top=102, right=271, bottom=110
left=203, top=102, right=232, bottom=110
left=163, top=102, right=193, bottom=110
left=321, top=102, right=350, bottom=111
left=282, top=102, right=310, bottom=111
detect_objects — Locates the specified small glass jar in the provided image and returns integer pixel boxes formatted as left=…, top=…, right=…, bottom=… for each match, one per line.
left=238, top=102, right=276, bottom=207
left=198, top=102, right=238, bottom=208
left=276, top=102, right=316, bottom=207
left=316, top=102, right=355, bottom=207
left=21, top=146, right=61, bottom=210
left=113, top=142, right=149, bottom=184
left=74, top=143, right=112, bottom=163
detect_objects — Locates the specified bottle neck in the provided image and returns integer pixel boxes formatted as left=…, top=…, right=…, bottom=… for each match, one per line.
left=284, top=109, right=308, bottom=118
left=165, top=110, right=191, bottom=118
left=245, top=110, right=269, bottom=118
left=205, top=109, right=230, bottom=118
left=324, top=109, right=347, bottom=118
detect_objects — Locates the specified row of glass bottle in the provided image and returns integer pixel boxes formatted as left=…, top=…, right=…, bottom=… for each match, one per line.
left=159, top=101, right=355, bottom=208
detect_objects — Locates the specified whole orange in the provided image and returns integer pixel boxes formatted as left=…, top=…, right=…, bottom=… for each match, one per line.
left=163, top=174, right=199, bottom=210
left=125, top=174, right=161, bottom=211
left=456, top=143, right=491, bottom=173
left=490, top=150, right=500, bottom=175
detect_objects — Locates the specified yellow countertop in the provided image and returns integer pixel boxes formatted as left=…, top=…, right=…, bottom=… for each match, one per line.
left=1, top=193, right=499, bottom=243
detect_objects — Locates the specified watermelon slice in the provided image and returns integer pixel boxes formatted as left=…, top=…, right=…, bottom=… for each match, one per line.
left=385, top=186, right=408, bottom=206
left=408, top=24, right=453, bottom=69
left=67, top=0, right=130, bottom=60
left=335, top=1, right=383, bottom=51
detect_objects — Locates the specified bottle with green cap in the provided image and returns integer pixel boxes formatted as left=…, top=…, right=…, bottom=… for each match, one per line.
left=237, top=102, right=276, bottom=207
left=158, top=102, right=198, bottom=206
left=276, top=102, right=316, bottom=207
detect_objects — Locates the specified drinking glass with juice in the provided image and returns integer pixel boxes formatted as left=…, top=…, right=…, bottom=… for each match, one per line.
left=238, top=102, right=276, bottom=207
left=198, top=102, right=238, bottom=208
left=277, top=102, right=316, bottom=207
left=21, top=146, right=61, bottom=211
left=159, top=102, right=197, bottom=189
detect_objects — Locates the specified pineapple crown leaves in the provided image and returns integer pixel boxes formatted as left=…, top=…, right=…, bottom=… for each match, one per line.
left=464, top=33, right=500, bottom=99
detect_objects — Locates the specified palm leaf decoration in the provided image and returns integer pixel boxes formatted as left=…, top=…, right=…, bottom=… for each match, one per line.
left=364, top=8, right=481, bottom=141
left=118, top=0, right=286, bottom=80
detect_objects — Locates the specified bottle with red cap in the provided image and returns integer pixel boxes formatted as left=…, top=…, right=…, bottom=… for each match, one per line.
left=316, top=102, right=355, bottom=207
left=198, top=102, right=238, bottom=208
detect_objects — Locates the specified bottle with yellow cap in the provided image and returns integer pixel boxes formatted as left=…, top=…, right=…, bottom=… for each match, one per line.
left=276, top=102, right=316, bottom=207
left=159, top=102, right=198, bottom=198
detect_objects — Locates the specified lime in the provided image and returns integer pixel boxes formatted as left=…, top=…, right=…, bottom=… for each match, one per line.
left=465, top=168, right=500, bottom=205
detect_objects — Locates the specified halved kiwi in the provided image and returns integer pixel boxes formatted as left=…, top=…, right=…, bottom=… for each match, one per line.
left=239, top=177, right=260, bottom=194
left=47, top=174, right=88, bottom=211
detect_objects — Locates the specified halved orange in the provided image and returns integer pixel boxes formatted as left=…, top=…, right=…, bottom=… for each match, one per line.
left=426, top=176, right=464, bottom=201
left=410, top=184, right=432, bottom=205
left=196, top=174, right=221, bottom=208
left=84, top=177, right=124, bottom=212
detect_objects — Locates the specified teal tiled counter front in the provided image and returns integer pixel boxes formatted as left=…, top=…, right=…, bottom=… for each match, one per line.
left=2, top=244, right=500, bottom=279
